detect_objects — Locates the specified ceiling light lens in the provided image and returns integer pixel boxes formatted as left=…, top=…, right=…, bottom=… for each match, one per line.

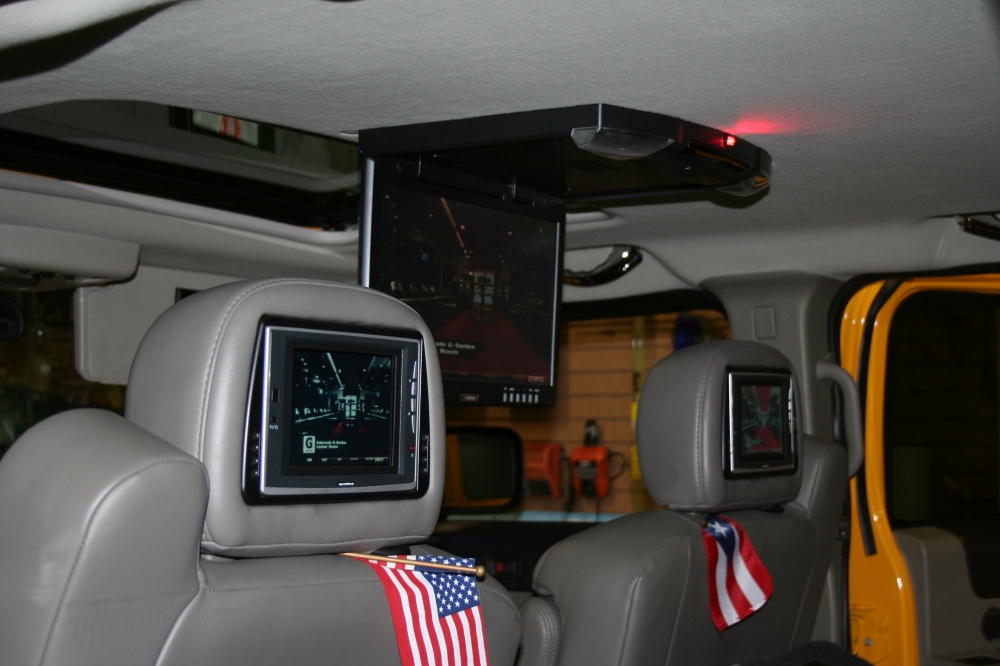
left=570, top=126, right=674, bottom=161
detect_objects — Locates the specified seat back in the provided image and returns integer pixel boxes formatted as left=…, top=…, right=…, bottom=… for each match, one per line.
left=523, top=341, right=846, bottom=666
left=0, top=279, right=520, bottom=666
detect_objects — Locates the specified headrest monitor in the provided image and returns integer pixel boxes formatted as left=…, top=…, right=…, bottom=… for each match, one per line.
left=725, top=370, right=797, bottom=476
left=243, top=319, right=429, bottom=504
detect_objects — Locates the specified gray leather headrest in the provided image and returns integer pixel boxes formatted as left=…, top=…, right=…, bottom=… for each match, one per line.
left=636, top=340, right=802, bottom=511
left=125, top=278, right=445, bottom=557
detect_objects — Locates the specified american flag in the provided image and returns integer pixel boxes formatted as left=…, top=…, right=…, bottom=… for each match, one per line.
left=701, top=515, right=774, bottom=632
left=359, top=554, right=490, bottom=666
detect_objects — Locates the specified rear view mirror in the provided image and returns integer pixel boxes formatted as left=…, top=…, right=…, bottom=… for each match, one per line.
left=442, top=427, right=523, bottom=515
left=0, top=298, right=24, bottom=340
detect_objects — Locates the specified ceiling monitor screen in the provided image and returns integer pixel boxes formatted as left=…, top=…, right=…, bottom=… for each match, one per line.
left=361, top=157, right=565, bottom=407
left=242, top=320, right=430, bottom=504
left=725, top=370, right=797, bottom=476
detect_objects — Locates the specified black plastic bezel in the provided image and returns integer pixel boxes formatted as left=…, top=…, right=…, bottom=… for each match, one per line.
left=242, top=316, right=431, bottom=505
left=724, top=368, right=798, bottom=477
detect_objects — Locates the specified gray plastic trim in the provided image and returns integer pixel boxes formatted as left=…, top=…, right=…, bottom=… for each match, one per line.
left=816, top=354, right=865, bottom=478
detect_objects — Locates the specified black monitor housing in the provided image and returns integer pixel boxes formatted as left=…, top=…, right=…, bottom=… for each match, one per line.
left=359, top=104, right=774, bottom=407
left=725, top=369, right=797, bottom=476
left=243, top=317, right=429, bottom=504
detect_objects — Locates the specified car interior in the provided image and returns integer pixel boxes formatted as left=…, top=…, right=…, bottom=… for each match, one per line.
left=2, top=3, right=1000, bottom=666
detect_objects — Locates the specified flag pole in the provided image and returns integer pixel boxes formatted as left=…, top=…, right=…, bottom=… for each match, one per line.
left=341, top=552, right=486, bottom=579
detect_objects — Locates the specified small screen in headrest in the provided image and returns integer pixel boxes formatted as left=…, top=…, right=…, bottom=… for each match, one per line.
left=290, top=349, right=394, bottom=467
left=726, top=371, right=796, bottom=476
left=737, top=385, right=785, bottom=459
left=244, top=322, right=426, bottom=504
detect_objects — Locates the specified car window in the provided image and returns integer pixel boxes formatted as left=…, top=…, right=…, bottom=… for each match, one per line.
left=445, top=309, right=730, bottom=522
left=0, top=100, right=361, bottom=230
left=884, top=290, right=1000, bottom=526
left=0, top=289, right=125, bottom=458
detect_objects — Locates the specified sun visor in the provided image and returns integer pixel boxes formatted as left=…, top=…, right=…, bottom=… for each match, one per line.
left=75, top=265, right=239, bottom=384
left=0, top=223, right=138, bottom=289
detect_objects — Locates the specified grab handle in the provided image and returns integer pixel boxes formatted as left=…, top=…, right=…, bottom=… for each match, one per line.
left=816, top=354, right=865, bottom=479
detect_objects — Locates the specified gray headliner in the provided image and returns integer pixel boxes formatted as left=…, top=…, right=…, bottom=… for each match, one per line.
left=3, top=1, right=1000, bottom=290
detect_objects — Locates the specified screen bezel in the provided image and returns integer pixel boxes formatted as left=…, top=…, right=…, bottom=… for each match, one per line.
left=242, top=317, right=429, bottom=504
left=725, top=369, right=797, bottom=477
left=360, top=155, right=566, bottom=407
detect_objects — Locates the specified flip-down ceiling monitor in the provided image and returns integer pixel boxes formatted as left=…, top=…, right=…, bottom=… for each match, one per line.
left=358, top=104, right=772, bottom=203
left=362, top=157, right=564, bottom=407
left=358, top=104, right=770, bottom=407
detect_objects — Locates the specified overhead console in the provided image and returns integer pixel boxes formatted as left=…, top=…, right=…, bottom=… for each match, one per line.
left=358, top=104, right=771, bottom=205
left=358, top=104, right=773, bottom=407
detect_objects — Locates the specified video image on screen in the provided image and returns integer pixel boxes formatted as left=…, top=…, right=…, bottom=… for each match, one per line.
left=738, top=385, right=785, bottom=457
left=290, top=349, right=394, bottom=466
left=377, top=187, right=558, bottom=385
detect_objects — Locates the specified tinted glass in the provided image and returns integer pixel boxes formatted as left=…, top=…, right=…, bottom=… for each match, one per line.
left=885, top=291, right=1000, bottom=525
left=0, top=101, right=361, bottom=229
left=0, top=289, right=125, bottom=458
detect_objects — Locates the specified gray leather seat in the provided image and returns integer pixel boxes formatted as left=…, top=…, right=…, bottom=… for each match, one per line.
left=0, top=278, right=520, bottom=666
left=520, top=341, right=847, bottom=666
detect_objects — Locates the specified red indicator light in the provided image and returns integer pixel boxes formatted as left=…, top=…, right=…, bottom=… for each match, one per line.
left=724, top=135, right=737, bottom=147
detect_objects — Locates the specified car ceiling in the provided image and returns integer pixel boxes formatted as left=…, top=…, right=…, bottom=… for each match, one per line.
left=2, top=0, right=1000, bottom=291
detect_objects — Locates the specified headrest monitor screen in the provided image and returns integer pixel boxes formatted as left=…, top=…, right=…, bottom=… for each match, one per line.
left=362, top=157, right=565, bottom=407
left=243, top=321, right=428, bottom=503
left=738, top=384, right=785, bottom=459
left=726, top=371, right=796, bottom=476
left=290, top=349, right=394, bottom=467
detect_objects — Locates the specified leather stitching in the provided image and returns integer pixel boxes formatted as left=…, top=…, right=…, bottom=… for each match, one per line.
left=615, top=531, right=691, bottom=666
left=544, top=601, right=559, bottom=666
left=534, top=598, right=560, bottom=666
left=37, top=458, right=205, bottom=666
left=693, top=345, right=726, bottom=507
left=201, top=535, right=429, bottom=549
left=201, top=577, right=378, bottom=593
left=663, top=538, right=694, bottom=666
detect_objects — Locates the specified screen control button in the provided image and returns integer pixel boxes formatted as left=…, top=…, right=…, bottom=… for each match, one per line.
left=420, top=434, right=429, bottom=473
left=411, top=414, right=417, bottom=433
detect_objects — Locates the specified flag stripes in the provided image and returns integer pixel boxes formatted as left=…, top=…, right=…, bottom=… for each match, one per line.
left=702, top=515, right=774, bottom=632
left=362, top=554, right=490, bottom=666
